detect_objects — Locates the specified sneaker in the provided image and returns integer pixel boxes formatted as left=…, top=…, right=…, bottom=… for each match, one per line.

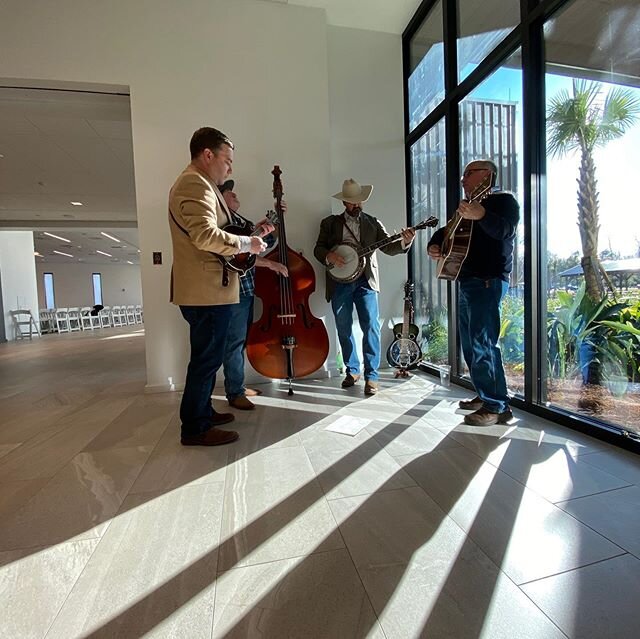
left=341, top=373, right=361, bottom=388
left=228, top=395, right=255, bottom=410
left=364, top=380, right=378, bottom=395
left=458, top=396, right=483, bottom=411
left=463, top=407, right=513, bottom=426
left=181, top=427, right=239, bottom=446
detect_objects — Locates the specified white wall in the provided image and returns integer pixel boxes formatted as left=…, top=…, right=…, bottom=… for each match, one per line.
left=327, top=26, right=408, bottom=360
left=34, top=263, right=142, bottom=309
left=0, top=232, right=40, bottom=341
left=0, top=0, right=331, bottom=390
left=0, top=0, right=408, bottom=388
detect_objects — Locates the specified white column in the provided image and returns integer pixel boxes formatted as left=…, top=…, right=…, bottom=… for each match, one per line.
left=0, top=231, right=40, bottom=341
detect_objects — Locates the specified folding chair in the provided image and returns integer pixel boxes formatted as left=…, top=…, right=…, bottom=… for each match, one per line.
left=55, top=308, right=70, bottom=333
left=11, top=309, right=40, bottom=340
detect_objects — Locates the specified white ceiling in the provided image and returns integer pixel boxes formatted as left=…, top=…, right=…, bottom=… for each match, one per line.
left=259, top=0, right=423, bottom=34
left=0, top=87, right=136, bottom=226
left=0, top=87, right=138, bottom=264
left=34, top=228, right=140, bottom=266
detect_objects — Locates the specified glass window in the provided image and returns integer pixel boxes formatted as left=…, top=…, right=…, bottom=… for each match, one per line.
left=408, top=0, right=445, bottom=131
left=459, top=49, right=525, bottom=395
left=457, top=0, right=520, bottom=83
left=44, top=273, right=55, bottom=308
left=543, top=0, right=640, bottom=435
left=410, top=117, right=448, bottom=366
left=92, top=273, right=103, bottom=306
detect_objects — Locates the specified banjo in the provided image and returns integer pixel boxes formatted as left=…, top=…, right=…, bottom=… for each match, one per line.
left=327, top=216, right=439, bottom=283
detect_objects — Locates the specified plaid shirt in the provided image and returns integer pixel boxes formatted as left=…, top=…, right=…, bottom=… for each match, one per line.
left=226, top=211, right=255, bottom=297
left=228, top=210, right=276, bottom=298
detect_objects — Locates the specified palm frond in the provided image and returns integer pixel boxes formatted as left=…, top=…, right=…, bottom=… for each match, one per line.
left=602, top=87, right=640, bottom=130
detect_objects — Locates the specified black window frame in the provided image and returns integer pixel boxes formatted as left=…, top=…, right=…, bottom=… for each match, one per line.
left=403, top=0, right=640, bottom=453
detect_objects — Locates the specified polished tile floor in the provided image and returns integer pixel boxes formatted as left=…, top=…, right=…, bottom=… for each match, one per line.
left=1, top=327, right=639, bottom=638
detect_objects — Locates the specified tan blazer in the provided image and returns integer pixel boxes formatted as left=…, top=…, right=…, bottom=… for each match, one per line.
left=168, top=165, right=241, bottom=306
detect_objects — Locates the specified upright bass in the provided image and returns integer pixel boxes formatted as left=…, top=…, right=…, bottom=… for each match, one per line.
left=246, top=166, right=329, bottom=394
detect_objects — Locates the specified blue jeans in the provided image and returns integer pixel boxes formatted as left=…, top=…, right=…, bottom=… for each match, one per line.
left=223, top=293, right=254, bottom=400
left=458, top=277, right=509, bottom=413
left=331, top=276, right=380, bottom=381
left=179, top=304, right=234, bottom=436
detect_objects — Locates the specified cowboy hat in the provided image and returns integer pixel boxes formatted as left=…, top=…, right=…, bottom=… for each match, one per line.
left=332, top=178, right=373, bottom=204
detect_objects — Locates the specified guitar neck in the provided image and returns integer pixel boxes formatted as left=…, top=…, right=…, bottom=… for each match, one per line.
left=401, top=299, right=410, bottom=338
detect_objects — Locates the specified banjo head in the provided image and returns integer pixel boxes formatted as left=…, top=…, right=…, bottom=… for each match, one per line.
left=328, top=242, right=365, bottom=283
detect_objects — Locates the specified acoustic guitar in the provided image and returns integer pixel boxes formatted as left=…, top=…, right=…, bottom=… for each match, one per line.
left=436, top=175, right=493, bottom=281
left=386, top=281, right=422, bottom=371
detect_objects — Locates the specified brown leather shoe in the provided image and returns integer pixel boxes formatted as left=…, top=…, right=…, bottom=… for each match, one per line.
left=228, top=395, right=255, bottom=410
left=211, top=412, right=235, bottom=426
left=341, top=373, right=361, bottom=388
left=245, top=388, right=263, bottom=397
left=181, top=427, right=239, bottom=446
left=364, top=381, right=378, bottom=396
left=463, top=407, right=513, bottom=426
left=459, top=396, right=483, bottom=411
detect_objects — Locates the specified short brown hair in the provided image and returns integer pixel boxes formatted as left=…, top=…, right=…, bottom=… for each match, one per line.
left=189, top=127, right=234, bottom=159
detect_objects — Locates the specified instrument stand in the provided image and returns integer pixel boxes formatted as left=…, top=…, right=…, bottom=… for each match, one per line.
left=283, top=338, right=296, bottom=396
left=394, top=368, right=411, bottom=379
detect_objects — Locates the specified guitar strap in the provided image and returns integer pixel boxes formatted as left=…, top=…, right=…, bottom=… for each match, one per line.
left=168, top=208, right=231, bottom=287
left=339, top=213, right=362, bottom=246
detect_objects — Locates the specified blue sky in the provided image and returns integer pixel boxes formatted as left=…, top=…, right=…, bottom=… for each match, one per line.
left=468, top=65, right=640, bottom=258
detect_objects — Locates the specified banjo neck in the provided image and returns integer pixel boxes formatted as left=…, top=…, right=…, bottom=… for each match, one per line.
left=356, top=216, right=437, bottom=258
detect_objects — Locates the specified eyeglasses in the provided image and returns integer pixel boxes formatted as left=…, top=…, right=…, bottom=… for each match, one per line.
left=462, top=168, right=489, bottom=177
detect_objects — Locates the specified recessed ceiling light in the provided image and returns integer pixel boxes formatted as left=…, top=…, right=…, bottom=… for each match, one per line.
left=44, top=232, right=71, bottom=242
left=126, top=260, right=134, bottom=264
left=0, top=154, right=4, bottom=158
left=53, top=250, right=74, bottom=258
left=70, top=201, right=83, bottom=206
left=96, top=250, right=112, bottom=257
left=101, top=231, right=121, bottom=242
left=34, top=251, right=42, bottom=256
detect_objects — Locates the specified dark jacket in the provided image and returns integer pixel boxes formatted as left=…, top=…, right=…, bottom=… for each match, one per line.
left=428, top=191, right=519, bottom=281
left=314, top=211, right=408, bottom=301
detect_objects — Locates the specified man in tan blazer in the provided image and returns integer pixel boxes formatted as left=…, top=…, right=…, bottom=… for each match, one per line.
left=314, top=179, right=415, bottom=396
left=169, top=127, right=270, bottom=446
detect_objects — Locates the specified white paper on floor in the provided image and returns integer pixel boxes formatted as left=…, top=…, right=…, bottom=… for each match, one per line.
left=324, top=415, right=372, bottom=436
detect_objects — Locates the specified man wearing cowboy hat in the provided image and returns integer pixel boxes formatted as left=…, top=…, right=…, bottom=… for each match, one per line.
left=314, top=178, right=415, bottom=395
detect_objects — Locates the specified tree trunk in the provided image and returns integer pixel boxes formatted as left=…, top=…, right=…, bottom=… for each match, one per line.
left=577, top=150, right=604, bottom=300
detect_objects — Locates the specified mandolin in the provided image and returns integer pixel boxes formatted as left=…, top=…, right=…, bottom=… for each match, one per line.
left=386, top=281, right=422, bottom=371
left=217, top=209, right=278, bottom=276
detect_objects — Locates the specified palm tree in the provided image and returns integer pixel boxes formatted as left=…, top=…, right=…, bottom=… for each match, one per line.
left=547, top=79, right=640, bottom=300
